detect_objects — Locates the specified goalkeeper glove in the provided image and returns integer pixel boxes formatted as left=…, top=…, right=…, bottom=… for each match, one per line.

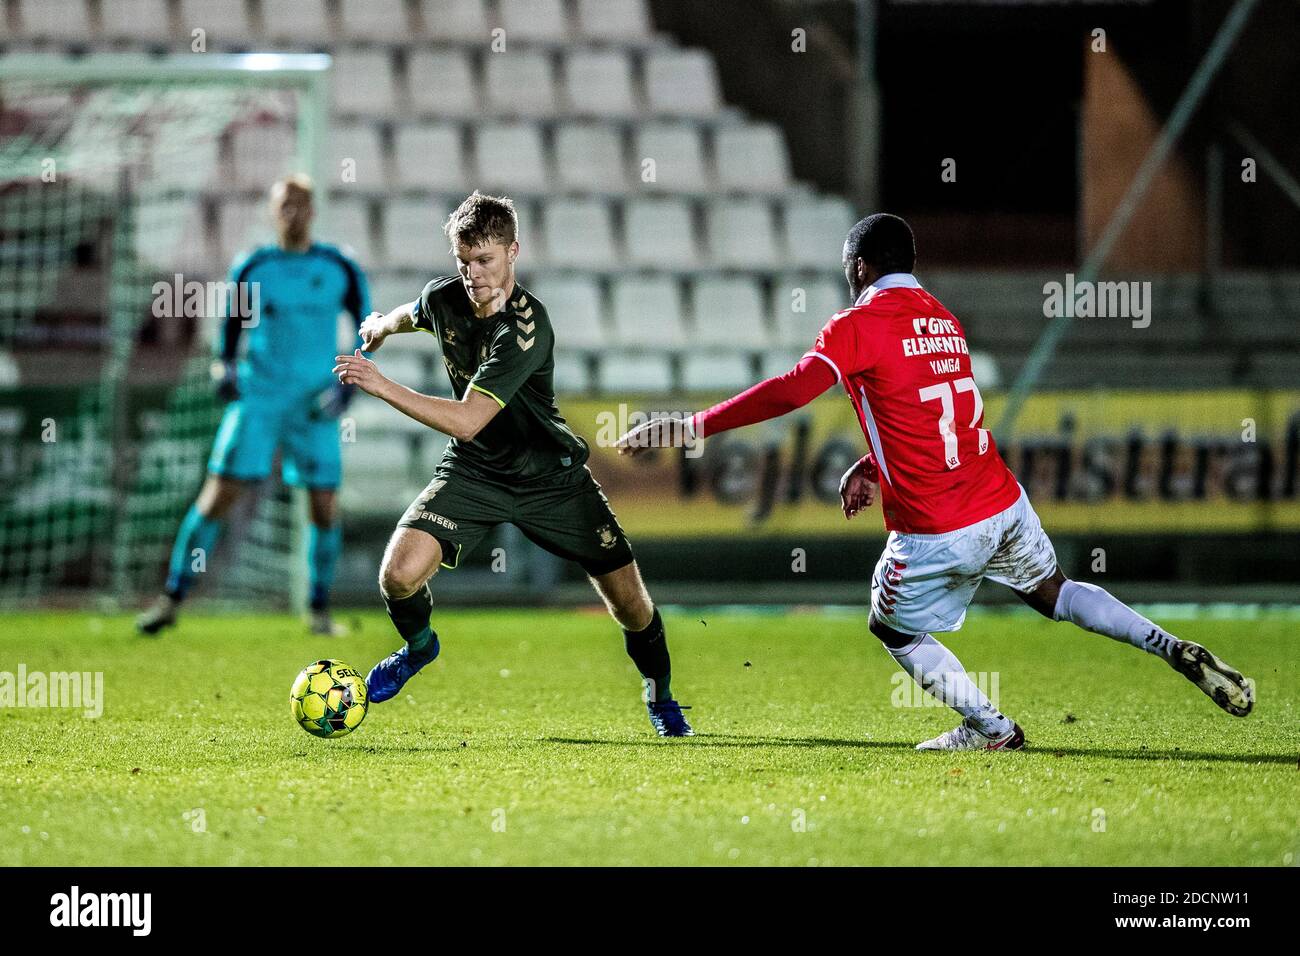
left=312, top=382, right=355, bottom=420
left=210, top=361, right=240, bottom=403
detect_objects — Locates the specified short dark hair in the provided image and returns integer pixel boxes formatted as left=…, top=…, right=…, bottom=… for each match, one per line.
left=843, top=213, right=915, bottom=276
left=444, top=190, right=518, bottom=250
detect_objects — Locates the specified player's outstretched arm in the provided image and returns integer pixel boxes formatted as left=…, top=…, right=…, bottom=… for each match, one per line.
left=616, top=353, right=838, bottom=456
left=333, top=350, right=500, bottom=442
left=359, top=303, right=418, bottom=352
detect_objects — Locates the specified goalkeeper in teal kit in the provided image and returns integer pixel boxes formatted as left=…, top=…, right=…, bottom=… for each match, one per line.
left=138, top=174, right=370, bottom=636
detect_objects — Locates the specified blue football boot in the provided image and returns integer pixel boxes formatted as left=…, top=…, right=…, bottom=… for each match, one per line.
left=367, top=632, right=440, bottom=703
left=646, top=699, right=694, bottom=737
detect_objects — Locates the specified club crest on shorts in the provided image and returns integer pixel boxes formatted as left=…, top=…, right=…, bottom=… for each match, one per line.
left=595, top=524, right=618, bottom=550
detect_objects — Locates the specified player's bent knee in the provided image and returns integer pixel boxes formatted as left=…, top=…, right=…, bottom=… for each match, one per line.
left=614, top=594, right=653, bottom=632
left=868, top=612, right=916, bottom=649
left=378, top=557, right=435, bottom=600
left=1015, top=567, right=1067, bottom=620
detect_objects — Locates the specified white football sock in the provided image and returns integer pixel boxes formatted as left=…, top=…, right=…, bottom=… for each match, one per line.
left=1053, top=580, right=1178, bottom=660
left=886, top=632, right=1012, bottom=738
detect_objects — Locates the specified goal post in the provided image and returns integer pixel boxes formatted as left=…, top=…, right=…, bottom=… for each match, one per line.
left=0, top=53, right=332, bottom=609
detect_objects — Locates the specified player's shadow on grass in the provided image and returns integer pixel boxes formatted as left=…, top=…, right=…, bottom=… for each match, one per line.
left=543, top=734, right=1296, bottom=764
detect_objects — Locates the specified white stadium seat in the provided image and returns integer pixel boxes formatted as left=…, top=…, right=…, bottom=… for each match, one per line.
left=644, top=49, right=721, bottom=117
left=760, top=349, right=805, bottom=380
left=576, top=0, right=652, bottom=43
left=610, top=275, right=687, bottom=347
left=407, top=49, right=481, bottom=119
left=367, top=274, right=428, bottom=320
left=706, top=199, right=781, bottom=269
left=485, top=49, right=558, bottom=118
left=682, top=354, right=754, bottom=391
left=551, top=350, right=590, bottom=393
left=329, top=124, right=387, bottom=191
left=553, top=124, right=627, bottom=194
left=331, top=50, right=398, bottom=117
left=564, top=50, right=638, bottom=118
left=497, top=0, right=568, bottom=43
left=528, top=276, right=606, bottom=349
left=623, top=198, right=699, bottom=270
left=542, top=199, right=619, bottom=269
left=325, top=199, right=375, bottom=269
left=18, top=0, right=93, bottom=41
left=382, top=198, right=452, bottom=271
left=688, top=276, right=770, bottom=346
left=178, top=0, right=256, bottom=45
left=340, top=0, right=412, bottom=43
left=596, top=353, right=673, bottom=393
left=418, top=0, right=489, bottom=42
left=770, top=273, right=848, bottom=347
left=369, top=352, right=429, bottom=390
left=101, top=0, right=172, bottom=43
left=261, top=0, right=333, bottom=45
left=714, top=123, right=791, bottom=193
left=634, top=123, right=710, bottom=193
left=511, top=200, right=544, bottom=263
left=392, top=123, right=468, bottom=192
left=346, top=395, right=424, bottom=433
left=341, top=434, right=415, bottom=480
left=784, top=196, right=856, bottom=269
left=474, top=123, right=548, bottom=193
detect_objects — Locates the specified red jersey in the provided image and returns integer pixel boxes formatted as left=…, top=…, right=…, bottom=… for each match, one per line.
left=807, top=277, right=1021, bottom=534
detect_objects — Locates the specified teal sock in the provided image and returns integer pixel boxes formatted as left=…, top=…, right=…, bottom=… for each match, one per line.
left=408, top=626, right=435, bottom=655
left=164, top=505, right=223, bottom=600
left=307, top=522, right=342, bottom=611
left=384, top=584, right=440, bottom=663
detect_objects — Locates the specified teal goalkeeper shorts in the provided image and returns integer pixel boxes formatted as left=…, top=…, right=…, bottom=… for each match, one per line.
left=207, top=395, right=341, bottom=489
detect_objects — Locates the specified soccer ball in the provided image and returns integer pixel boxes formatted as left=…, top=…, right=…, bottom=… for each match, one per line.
left=290, top=659, right=368, bottom=738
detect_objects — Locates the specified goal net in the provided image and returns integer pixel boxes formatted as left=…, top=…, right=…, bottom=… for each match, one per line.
left=0, top=53, right=330, bottom=608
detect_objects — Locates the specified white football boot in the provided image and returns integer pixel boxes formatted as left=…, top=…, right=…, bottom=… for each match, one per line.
left=917, top=717, right=1026, bottom=751
left=1169, top=640, right=1255, bottom=717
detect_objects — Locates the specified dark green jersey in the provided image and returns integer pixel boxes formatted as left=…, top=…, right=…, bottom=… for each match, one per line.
left=411, top=276, right=588, bottom=481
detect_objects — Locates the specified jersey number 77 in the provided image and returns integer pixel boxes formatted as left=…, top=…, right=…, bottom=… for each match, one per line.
left=918, top=376, right=990, bottom=470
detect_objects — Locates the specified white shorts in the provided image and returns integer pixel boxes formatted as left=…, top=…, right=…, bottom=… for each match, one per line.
left=870, top=486, right=1057, bottom=635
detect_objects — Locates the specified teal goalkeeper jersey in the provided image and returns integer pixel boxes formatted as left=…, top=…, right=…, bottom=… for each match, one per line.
left=219, top=242, right=369, bottom=402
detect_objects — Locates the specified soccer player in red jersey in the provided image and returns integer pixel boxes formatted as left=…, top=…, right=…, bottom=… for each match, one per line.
left=618, top=214, right=1254, bottom=750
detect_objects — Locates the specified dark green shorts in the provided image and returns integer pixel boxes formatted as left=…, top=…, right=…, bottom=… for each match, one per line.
left=397, top=464, right=635, bottom=576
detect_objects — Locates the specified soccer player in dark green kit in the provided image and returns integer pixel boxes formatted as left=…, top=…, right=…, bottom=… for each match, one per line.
left=332, top=192, right=692, bottom=736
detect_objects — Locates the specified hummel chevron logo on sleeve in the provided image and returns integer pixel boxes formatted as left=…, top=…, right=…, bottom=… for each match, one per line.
left=516, top=319, right=535, bottom=334
left=517, top=335, right=535, bottom=351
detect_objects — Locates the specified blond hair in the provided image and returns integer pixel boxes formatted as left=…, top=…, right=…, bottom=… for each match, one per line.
left=271, top=172, right=314, bottom=197
left=444, top=190, right=518, bottom=250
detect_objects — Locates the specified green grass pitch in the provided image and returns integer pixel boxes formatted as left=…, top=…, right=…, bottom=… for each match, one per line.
left=2, top=608, right=1296, bottom=866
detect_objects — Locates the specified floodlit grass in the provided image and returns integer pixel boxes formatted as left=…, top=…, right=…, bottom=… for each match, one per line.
left=1, top=608, right=1296, bottom=866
